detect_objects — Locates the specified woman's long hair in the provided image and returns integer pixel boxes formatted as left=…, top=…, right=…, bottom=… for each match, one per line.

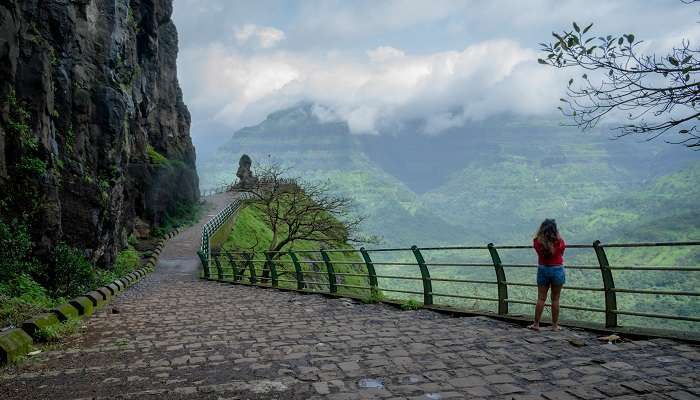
left=535, top=219, right=561, bottom=258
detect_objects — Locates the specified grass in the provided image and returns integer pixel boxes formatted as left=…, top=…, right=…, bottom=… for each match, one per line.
left=96, top=245, right=140, bottom=285
left=34, top=318, right=82, bottom=344
left=0, top=274, right=61, bottom=328
left=217, top=203, right=371, bottom=298
left=361, top=291, right=385, bottom=304
left=400, top=299, right=422, bottom=311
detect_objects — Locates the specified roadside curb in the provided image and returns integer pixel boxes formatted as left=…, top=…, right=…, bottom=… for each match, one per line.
left=0, top=228, right=181, bottom=366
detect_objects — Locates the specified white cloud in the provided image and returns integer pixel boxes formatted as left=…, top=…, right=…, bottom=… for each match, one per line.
left=367, top=46, right=405, bottom=63
left=173, top=0, right=699, bottom=141
left=234, top=24, right=285, bottom=48
left=181, top=39, right=568, bottom=135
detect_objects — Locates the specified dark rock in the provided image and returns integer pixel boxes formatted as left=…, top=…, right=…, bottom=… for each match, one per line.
left=0, top=0, right=198, bottom=266
left=235, top=154, right=258, bottom=189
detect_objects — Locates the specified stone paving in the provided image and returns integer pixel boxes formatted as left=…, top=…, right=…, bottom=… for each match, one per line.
left=1, top=194, right=699, bottom=399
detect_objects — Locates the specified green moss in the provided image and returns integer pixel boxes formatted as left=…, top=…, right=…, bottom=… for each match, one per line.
left=146, top=145, right=168, bottom=166
left=19, top=157, right=47, bottom=175
left=98, top=179, right=110, bottom=192
left=127, top=5, right=138, bottom=31
left=48, top=47, right=58, bottom=67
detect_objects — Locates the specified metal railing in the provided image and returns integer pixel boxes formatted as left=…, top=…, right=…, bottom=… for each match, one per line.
left=197, top=193, right=252, bottom=271
left=206, top=241, right=700, bottom=330
left=200, top=185, right=230, bottom=197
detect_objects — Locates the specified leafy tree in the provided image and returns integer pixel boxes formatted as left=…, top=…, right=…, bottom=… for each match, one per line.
left=539, top=3, right=700, bottom=147
left=238, top=163, right=368, bottom=256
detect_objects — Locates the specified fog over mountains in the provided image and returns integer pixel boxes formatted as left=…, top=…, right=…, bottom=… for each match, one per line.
left=199, top=103, right=699, bottom=246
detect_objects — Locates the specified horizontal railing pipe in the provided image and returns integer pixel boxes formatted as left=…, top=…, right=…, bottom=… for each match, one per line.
left=205, top=237, right=699, bottom=336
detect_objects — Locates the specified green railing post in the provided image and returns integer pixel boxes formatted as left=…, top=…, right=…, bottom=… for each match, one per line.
left=360, top=247, right=379, bottom=297
left=265, top=252, right=279, bottom=288
left=198, top=250, right=210, bottom=279
left=320, top=250, right=337, bottom=293
left=213, top=252, right=224, bottom=281
left=488, top=243, right=508, bottom=315
left=244, top=252, right=257, bottom=284
left=411, top=245, right=433, bottom=306
left=593, top=240, right=618, bottom=328
left=288, top=250, right=306, bottom=290
left=225, top=253, right=240, bottom=281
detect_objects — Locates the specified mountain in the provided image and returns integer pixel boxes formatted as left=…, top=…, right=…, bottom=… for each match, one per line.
left=200, top=103, right=698, bottom=247
left=417, top=120, right=697, bottom=243
left=0, top=0, right=198, bottom=265
left=199, top=104, right=473, bottom=246
left=569, top=160, right=700, bottom=245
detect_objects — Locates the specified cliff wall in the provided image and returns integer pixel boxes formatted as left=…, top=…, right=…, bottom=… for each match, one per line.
left=0, top=0, right=198, bottom=265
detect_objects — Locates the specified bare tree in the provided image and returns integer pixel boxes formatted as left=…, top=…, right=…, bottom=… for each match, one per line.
left=539, top=5, right=700, bottom=147
left=240, top=163, right=370, bottom=256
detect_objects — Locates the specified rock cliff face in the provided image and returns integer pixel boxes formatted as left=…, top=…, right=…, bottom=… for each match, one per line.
left=0, top=0, right=198, bottom=266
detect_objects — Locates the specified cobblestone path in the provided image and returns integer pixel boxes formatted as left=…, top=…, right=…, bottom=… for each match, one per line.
left=1, top=194, right=699, bottom=399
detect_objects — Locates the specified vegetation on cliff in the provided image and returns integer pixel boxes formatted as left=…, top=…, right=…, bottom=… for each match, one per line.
left=0, top=0, right=200, bottom=328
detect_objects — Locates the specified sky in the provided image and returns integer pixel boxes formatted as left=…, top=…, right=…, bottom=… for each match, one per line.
left=171, top=0, right=700, bottom=156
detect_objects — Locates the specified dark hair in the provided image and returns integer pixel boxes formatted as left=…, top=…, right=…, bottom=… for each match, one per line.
left=535, top=219, right=561, bottom=258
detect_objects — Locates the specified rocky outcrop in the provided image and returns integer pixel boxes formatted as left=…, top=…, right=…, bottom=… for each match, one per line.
left=0, top=0, right=198, bottom=266
left=235, top=154, right=258, bottom=189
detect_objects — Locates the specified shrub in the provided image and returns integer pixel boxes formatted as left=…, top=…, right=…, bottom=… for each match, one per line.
left=96, top=245, right=140, bottom=285
left=0, top=219, right=35, bottom=282
left=0, top=295, right=45, bottom=328
left=46, top=243, right=95, bottom=299
left=0, top=274, right=56, bottom=327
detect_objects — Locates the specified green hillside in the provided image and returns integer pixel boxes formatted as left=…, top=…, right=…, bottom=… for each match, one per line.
left=215, top=203, right=371, bottom=298
left=199, top=104, right=471, bottom=247
left=199, top=104, right=699, bottom=332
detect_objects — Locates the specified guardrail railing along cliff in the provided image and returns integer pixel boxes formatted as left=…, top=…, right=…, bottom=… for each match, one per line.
left=197, top=186, right=699, bottom=338
left=198, top=190, right=252, bottom=274
left=205, top=240, right=700, bottom=336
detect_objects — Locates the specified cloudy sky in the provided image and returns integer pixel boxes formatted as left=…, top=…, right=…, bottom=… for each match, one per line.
left=171, top=0, right=699, bottom=155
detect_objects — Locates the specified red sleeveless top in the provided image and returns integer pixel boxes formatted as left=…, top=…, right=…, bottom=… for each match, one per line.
left=533, top=238, right=566, bottom=266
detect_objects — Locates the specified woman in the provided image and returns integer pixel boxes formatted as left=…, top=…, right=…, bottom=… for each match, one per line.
left=528, top=219, right=566, bottom=331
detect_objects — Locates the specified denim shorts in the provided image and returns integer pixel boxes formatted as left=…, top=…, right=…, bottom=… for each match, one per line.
left=537, top=265, right=565, bottom=286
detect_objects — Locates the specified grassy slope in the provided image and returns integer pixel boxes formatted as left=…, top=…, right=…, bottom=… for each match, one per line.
left=198, top=105, right=471, bottom=248
left=217, top=204, right=371, bottom=297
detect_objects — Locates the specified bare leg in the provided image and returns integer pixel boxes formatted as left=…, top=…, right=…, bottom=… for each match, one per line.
left=550, top=285, right=562, bottom=331
left=528, top=285, right=549, bottom=331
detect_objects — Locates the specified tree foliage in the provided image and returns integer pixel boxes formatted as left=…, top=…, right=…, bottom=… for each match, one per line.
left=238, top=163, right=368, bottom=255
left=539, top=8, right=700, bottom=147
